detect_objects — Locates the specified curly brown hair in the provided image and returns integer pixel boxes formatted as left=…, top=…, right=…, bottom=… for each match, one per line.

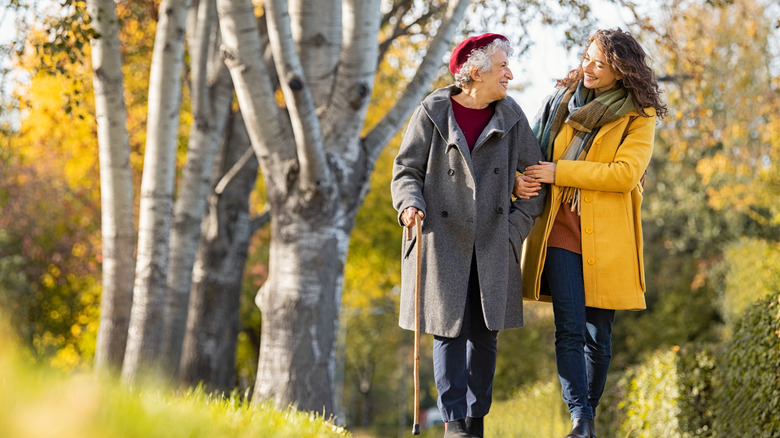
left=557, top=28, right=668, bottom=119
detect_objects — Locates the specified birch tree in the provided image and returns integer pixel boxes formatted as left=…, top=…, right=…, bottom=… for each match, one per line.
left=121, top=0, right=191, bottom=382
left=160, top=0, right=235, bottom=375
left=216, top=0, right=470, bottom=413
left=87, top=0, right=136, bottom=371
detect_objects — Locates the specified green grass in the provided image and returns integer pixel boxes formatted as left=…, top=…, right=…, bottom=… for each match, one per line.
left=0, top=332, right=349, bottom=438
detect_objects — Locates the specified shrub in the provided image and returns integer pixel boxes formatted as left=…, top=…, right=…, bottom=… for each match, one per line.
left=713, top=293, right=780, bottom=436
left=598, top=345, right=716, bottom=438
left=720, top=238, right=780, bottom=328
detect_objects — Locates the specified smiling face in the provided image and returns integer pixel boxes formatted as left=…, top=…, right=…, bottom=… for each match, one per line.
left=472, top=49, right=513, bottom=103
left=581, top=42, right=621, bottom=96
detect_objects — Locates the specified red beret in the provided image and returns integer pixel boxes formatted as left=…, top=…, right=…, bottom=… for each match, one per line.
left=449, top=33, right=509, bottom=75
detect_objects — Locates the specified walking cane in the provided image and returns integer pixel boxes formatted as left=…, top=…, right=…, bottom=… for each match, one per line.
left=407, top=214, right=422, bottom=435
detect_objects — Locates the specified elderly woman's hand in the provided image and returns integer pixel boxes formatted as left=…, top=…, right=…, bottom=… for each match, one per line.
left=524, top=161, right=556, bottom=184
left=513, top=174, right=542, bottom=199
left=401, top=207, right=425, bottom=228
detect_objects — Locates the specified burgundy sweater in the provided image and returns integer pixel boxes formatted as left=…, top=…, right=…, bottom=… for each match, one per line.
left=451, top=97, right=494, bottom=151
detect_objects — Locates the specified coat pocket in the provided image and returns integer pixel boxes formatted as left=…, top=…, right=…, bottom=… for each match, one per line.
left=403, top=233, right=417, bottom=259
left=508, top=237, right=520, bottom=264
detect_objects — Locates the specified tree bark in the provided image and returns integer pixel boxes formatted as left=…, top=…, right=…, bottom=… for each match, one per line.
left=88, top=0, right=136, bottom=372
left=179, top=110, right=262, bottom=391
left=122, top=0, right=190, bottom=383
left=253, top=214, right=351, bottom=413
left=161, top=0, right=234, bottom=375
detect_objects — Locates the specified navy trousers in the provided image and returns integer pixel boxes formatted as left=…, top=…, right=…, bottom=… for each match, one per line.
left=433, top=253, right=498, bottom=422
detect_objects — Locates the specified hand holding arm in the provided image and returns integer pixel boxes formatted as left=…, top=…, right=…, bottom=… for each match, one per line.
left=524, top=161, right=556, bottom=184
left=513, top=174, right=542, bottom=199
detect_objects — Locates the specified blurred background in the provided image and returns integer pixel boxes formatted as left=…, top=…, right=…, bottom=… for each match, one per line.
left=1, top=0, right=778, bottom=436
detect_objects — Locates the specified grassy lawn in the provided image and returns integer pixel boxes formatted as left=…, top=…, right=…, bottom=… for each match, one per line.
left=0, top=333, right=349, bottom=438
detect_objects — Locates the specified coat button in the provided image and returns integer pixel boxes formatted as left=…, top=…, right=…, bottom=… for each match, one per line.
left=448, top=169, right=455, bottom=176
left=496, top=207, right=504, bottom=214
left=441, top=211, right=448, bottom=218
left=584, top=195, right=592, bottom=203
left=494, top=168, right=500, bottom=174
left=585, top=226, right=593, bottom=234
left=587, top=257, right=595, bottom=265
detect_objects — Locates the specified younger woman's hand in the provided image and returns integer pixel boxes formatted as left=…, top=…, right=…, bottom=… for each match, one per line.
left=524, top=161, right=556, bottom=184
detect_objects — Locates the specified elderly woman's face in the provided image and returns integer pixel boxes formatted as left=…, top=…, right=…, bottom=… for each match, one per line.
left=473, top=49, right=513, bottom=102
left=581, top=43, right=621, bottom=96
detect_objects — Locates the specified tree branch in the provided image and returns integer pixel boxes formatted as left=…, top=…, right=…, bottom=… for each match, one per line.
left=214, top=145, right=255, bottom=195
left=363, top=0, right=469, bottom=163
left=266, top=0, right=329, bottom=192
left=379, top=0, right=412, bottom=30
left=216, top=0, right=292, bottom=161
left=377, top=2, right=444, bottom=63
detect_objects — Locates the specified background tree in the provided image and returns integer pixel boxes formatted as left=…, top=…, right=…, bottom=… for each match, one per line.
left=87, top=0, right=136, bottom=372
left=120, top=0, right=190, bottom=382
left=610, top=0, right=780, bottom=367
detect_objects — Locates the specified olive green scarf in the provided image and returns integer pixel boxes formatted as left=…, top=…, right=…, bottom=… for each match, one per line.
left=532, top=80, right=635, bottom=214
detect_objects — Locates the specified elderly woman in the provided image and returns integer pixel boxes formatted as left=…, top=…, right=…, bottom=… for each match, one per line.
left=391, top=33, right=546, bottom=438
left=515, top=28, right=668, bottom=438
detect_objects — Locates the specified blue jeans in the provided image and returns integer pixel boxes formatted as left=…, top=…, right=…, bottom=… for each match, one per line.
left=543, top=247, right=615, bottom=421
left=433, top=253, right=498, bottom=422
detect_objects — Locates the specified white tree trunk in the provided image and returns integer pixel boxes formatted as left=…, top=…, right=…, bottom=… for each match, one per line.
left=122, top=0, right=190, bottom=382
left=254, top=216, right=352, bottom=413
left=88, top=0, right=136, bottom=372
left=161, top=0, right=234, bottom=375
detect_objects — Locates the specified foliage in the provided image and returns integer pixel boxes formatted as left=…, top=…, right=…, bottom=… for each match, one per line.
left=611, top=0, right=780, bottom=371
left=0, top=325, right=350, bottom=438
left=713, top=293, right=780, bottom=436
left=719, top=237, right=780, bottom=327
left=599, top=346, right=717, bottom=438
left=0, top=64, right=102, bottom=368
left=601, top=294, right=780, bottom=437
left=648, top=0, right=780, bottom=239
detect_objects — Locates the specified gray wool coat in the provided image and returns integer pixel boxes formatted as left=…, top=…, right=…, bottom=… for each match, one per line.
left=391, top=86, right=547, bottom=337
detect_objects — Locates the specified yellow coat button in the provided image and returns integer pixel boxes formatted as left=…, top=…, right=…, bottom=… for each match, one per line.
left=585, top=226, right=593, bottom=234
left=587, top=258, right=595, bottom=265
left=584, top=195, right=592, bottom=203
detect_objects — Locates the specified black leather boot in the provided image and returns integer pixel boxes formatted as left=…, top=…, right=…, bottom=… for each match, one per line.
left=465, top=416, right=483, bottom=438
left=444, top=419, right=477, bottom=437
left=565, top=418, right=595, bottom=438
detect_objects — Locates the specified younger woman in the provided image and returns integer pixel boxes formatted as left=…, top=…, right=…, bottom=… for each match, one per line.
left=515, top=28, right=667, bottom=438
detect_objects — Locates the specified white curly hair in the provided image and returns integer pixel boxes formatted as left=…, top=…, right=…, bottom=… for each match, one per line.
left=453, top=39, right=513, bottom=89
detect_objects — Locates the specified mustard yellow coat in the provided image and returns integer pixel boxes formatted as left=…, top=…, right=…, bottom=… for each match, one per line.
left=521, top=108, right=656, bottom=310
